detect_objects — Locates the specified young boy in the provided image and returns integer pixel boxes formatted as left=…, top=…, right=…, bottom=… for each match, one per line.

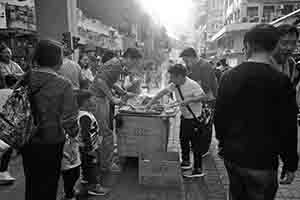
left=76, top=90, right=111, bottom=196
left=146, top=64, right=207, bottom=177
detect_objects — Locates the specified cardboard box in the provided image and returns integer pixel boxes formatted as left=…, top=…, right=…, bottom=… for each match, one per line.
left=139, top=152, right=182, bottom=188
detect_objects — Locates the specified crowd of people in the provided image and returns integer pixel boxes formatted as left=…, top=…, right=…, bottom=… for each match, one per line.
left=0, top=22, right=299, bottom=200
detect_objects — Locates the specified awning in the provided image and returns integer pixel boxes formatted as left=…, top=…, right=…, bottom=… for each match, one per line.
left=210, top=23, right=259, bottom=42
left=270, top=9, right=300, bottom=27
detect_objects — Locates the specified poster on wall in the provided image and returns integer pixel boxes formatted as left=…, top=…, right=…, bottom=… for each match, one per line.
left=0, top=3, right=6, bottom=29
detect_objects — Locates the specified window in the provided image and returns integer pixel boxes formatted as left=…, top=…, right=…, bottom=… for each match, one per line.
left=263, top=6, right=275, bottom=22
left=247, top=6, right=259, bottom=18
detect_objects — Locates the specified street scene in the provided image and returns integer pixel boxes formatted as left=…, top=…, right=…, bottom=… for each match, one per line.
left=0, top=0, right=300, bottom=200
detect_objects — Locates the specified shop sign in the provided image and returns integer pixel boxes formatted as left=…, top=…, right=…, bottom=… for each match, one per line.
left=6, top=4, right=36, bottom=31
left=0, top=3, right=7, bottom=29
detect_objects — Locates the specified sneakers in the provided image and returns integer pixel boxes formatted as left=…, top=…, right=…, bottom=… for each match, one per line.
left=0, top=171, right=15, bottom=185
left=181, top=161, right=192, bottom=170
left=183, top=168, right=205, bottom=178
left=87, top=184, right=111, bottom=196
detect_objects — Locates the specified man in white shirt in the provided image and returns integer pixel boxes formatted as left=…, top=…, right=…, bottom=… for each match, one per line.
left=146, top=64, right=207, bottom=177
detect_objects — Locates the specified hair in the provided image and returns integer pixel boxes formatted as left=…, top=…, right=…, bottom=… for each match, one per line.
left=277, top=24, right=299, bottom=38
left=243, top=24, right=280, bottom=53
left=75, top=89, right=93, bottom=107
left=179, top=48, right=197, bottom=58
left=102, top=50, right=116, bottom=63
left=0, top=42, right=9, bottom=53
left=168, top=64, right=187, bottom=77
left=33, top=39, right=63, bottom=68
left=122, top=48, right=142, bottom=59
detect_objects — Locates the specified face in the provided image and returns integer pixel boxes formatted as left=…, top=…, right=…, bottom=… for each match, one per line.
left=243, top=42, right=252, bottom=60
left=181, top=56, right=195, bottom=68
left=169, top=73, right=184, bottom=85
left=277, top=32, right=298, bottom=58
left=0, top=48, right=12, bottom=63
left=80, top=55, right=89, bottom=67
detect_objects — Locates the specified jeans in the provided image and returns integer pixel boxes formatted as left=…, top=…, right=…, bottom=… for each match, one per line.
left=225, top=160, right=278, bottom=200
left=0, top=148, right=12, bottom=172
left=22, top=142, right=64, bottom=200
left=62, top=166, right=80, bottom=198
left=80, top=148, right=98, bottom=184
left=180, top=118, right=204, bottom=169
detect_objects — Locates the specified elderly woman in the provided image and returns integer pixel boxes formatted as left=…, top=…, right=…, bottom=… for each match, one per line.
left=21, top=40, right=78, bottom=200
left=89, top=48, right=142, bottom=172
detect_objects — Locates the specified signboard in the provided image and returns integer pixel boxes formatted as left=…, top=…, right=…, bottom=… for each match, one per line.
left=0, top=3, right=6, bottom=29
left=6, top=4, right=36, bottom=31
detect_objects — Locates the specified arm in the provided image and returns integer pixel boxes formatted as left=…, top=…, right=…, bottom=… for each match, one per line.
left=146, top=88, right=171, bottom=109
left=61, top=83, right=79, bottom=138
left=79, top=116, right=93, bottom=153
left=208, top=67, right=218, bottom=98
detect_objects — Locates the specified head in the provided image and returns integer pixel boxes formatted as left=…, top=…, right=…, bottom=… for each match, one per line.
left=102, top=50, right=116, bottom=64
left=179, top=48, right=198, bottom=68
left=76, top=89, right=96, bottom=112
left=79, top=54, right=90, bottom=69
left=168, top=64, right=187, bottom=85
left=243, top=24, right=280, bottom=60
left=0, top=43, right=12, bottom=64
left=32, top=39, right=63, bottom=71
left=122, top=48, right=143, bottom=71
left=219, top=58, right=227, bottom=66
left=274, top=24, right=299, bottom=64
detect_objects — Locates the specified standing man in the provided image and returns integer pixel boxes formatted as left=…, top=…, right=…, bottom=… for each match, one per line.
left=146, top=64, right=206, bottom=177
left=180, top=48, right=218, bottom=156
left=215, top=24, right=299, bottom=200
left=272, top=24, right=299, bottom=87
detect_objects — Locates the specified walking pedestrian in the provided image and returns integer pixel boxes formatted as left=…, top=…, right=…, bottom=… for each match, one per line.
left=21, top=39, right=78, bottom=200
left=146, top=64, right=207, bottom=177
left=215, top=24, right=299, bottom=200
left=78, top=54, right=94, bottom=89
left=180, top=47, right=218, bottom=156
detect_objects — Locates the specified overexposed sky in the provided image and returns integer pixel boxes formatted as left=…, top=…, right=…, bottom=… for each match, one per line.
left=0, top=0, right=34, bottom=6
left=138, top=0, right=196, bottom=38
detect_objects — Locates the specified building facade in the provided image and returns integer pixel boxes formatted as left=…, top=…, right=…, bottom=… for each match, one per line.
left=210, top=0, right=300, bottom=66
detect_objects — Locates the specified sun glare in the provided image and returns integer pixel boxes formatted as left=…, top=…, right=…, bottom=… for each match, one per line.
left=138, top=0, right=194, bottom=35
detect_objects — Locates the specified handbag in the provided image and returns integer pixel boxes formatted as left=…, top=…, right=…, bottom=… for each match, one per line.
left=176, top=85, right=205, bottom=133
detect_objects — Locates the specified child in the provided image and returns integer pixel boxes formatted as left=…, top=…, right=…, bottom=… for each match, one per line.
left=76, top=90, right=110, bottom=196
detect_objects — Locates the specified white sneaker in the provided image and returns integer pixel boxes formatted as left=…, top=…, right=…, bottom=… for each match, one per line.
left=0, top=171, right=16, bottom=184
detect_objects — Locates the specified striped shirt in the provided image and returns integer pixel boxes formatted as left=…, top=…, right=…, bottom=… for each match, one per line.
left=0, top=61, right=23, bottom=76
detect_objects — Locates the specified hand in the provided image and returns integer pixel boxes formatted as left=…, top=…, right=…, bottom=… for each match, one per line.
left=280, top=171, right=295, bottom=184
left=112, top=97, right=123, bottom=105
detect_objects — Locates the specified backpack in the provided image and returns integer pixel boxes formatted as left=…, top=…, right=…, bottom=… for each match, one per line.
left=0, top=71, right=39, bottom=149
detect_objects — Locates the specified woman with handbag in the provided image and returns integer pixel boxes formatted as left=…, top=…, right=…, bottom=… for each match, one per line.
left=21, top=40, right=78, bottom=200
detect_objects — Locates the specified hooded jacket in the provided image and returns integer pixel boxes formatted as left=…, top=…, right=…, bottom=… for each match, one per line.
left=30, top=69, right=78, bottom=144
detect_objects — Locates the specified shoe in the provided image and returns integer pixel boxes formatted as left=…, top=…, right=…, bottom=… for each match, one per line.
left=181, top=161, right=192, bottom=170
left=0, top=171, right=15, bottom=185
left=202, top=151, right=210, bottom=157
left=87, top=184, right=111, bottom=196
left=183, top=168, right=205, bottom=178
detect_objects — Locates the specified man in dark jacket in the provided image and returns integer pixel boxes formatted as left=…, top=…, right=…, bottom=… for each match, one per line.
left=215, top=24, right=299, bottom=200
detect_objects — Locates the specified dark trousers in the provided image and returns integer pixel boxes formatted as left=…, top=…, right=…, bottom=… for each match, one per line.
left=62, top=166, right=80, bottom=198
left=225, top=160, right=278, bottom=200
left=80, top=148, right=98, bottom=184
left=180, top=118, right=203, bottom=169
left=0, top=148, right=12, bottom=172
left=21, top=142, right=64, bottom=200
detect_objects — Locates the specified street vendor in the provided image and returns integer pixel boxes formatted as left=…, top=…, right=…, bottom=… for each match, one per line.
left=145, top=64, right=209, bottom=178
left=89, top=47, right=143, bottom=172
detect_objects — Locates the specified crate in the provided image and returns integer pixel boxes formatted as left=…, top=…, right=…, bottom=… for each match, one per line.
left=139, top=152, right=182, bottom=188
left=116, top=114, right=170, bottom=157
